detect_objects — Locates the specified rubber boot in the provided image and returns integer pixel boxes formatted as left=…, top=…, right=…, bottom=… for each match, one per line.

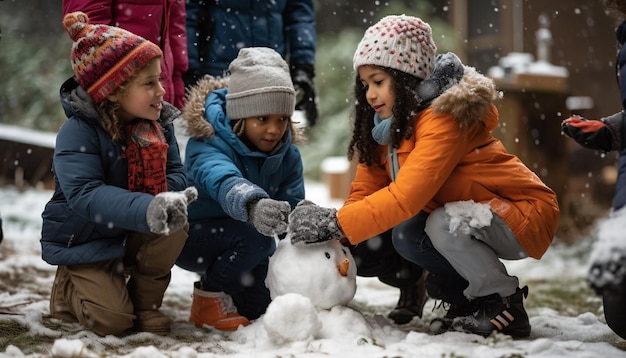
left=189, top=282, right=249, bottom=331
left=388, top=271, right=429, bottom=324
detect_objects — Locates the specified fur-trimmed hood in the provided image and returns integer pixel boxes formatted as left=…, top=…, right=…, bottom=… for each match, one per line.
left=181, top=76, right=229, bottom=139
left=431, top=65, right=501, bottom=130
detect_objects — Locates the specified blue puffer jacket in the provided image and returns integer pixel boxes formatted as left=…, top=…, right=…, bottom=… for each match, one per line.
left=185, top=0, right=316, bottom=77
left=183, top=77, right=305, bottom=222
left=40, top=77, right=187, bottom=265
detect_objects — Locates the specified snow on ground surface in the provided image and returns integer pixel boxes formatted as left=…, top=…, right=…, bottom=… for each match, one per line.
left=0, top=183, right=625, bottom=357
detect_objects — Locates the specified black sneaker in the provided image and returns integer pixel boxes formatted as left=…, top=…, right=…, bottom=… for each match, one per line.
left=388, top=271, right=429, bottom=324
left=456, top=286, right=531, bottom=338
left=429, top=300, right=477, bottom=334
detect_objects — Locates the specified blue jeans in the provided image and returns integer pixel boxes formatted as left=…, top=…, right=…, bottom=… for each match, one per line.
left=175, top=218, right=276, bottom=319
left=391, top=211, right=470, bottom=305
left=349, top=230, right=423, bottom=288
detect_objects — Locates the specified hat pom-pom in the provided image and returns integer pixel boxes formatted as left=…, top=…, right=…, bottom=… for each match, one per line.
left=63, top=11, right=89, bottom=40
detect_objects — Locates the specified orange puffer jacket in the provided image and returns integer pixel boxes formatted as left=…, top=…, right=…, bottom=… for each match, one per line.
left=338, top=67, right=559, bottom=259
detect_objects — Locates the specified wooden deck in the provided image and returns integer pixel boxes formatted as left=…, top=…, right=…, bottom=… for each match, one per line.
left=0, top=124, right=55, bottom=190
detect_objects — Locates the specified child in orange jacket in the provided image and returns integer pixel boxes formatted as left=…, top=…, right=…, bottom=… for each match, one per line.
left=288, top=15, right=559, bottom=338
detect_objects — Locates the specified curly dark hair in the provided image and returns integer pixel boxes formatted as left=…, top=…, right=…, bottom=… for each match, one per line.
left=347, top=66, right=424, bottom=166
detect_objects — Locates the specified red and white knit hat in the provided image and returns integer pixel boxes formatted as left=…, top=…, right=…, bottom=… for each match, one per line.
left=353, top=15, right=437, bottom=80
left=63, top=12, right=163, bottom=103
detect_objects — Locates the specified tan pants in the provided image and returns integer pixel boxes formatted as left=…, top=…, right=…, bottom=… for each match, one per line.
left=49, top=226, right=188, bottom=336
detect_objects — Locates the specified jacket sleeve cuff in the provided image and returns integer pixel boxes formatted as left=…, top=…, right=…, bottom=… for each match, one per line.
left=218, top=176, right=268, bottom=221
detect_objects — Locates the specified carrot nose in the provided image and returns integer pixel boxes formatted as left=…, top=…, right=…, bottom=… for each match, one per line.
left=338, top=258, right=350, bottom=276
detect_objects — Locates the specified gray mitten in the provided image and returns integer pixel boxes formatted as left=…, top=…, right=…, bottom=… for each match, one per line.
left=416, top=52, right=464, bottom=106
left=159, top=101, right=182, bottom=127
left=247, top=198, right=291, bottom=236
left=588, top=247, right=626, bottom=295
left=288, top=200, right=343, bottom=246
left=146, top=187, right=198, bottom=235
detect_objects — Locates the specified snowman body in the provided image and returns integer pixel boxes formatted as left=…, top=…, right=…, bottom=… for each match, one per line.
left=266, top=236, right=357, bottom=310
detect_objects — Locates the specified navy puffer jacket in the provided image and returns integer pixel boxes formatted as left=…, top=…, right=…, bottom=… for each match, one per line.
left=40, top=77, right=187, bottom=265
left=185, top=0, right=316, bottom=77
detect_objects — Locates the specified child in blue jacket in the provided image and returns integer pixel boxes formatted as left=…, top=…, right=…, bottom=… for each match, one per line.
left=176, top=47, right=305, bottom=331
left=41, top=12, right=196, bottom=336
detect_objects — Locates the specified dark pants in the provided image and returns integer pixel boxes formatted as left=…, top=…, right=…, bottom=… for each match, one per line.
left=604, top=148, right=626, bottom=339
left=176, top=218, right=276, bottom=320
left=603, top=281, right=626, bottom=339
left=390, top=211, right=470, bottom=305
left=349, top=221, right=427, bottom=289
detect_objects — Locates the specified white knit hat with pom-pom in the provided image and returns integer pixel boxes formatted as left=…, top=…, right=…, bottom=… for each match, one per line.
left=353, top=15, right=437, bottom=80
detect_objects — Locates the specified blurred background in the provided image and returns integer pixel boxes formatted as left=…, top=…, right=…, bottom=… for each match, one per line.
left=0, top=0, right=621, bottom=243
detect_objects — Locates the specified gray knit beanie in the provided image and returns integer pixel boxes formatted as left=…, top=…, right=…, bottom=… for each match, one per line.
left=226, top=47, right=296, bottom=120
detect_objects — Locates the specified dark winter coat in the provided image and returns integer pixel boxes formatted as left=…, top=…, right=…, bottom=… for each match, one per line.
left=62, top=0, right=189, bottom=109
left=185, top=0, right=315, bottom=78
left=182, top=76, right=305, bottom=222
left=40, top=77, right=186, bottom=266
left=612, top=20, right=626, bottom=210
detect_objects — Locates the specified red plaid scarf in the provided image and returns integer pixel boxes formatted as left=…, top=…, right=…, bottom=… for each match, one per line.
left=122, top=120, right=168, bottom=195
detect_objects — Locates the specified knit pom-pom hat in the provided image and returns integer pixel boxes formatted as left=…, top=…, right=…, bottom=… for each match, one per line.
left=63, top=11, right=163, bottom=103
left=226, top=47, right=296, bottom=120
left=353, top=15, right=437, bottom=80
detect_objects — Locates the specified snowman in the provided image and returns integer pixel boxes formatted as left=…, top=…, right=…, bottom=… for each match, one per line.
left=263, top=235, right=363, bottom=344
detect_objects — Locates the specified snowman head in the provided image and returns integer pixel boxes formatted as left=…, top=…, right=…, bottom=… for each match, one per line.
left=266, top=235, right=357, bottom=310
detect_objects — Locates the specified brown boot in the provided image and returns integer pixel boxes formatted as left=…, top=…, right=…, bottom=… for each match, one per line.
left=189, top=282, right=249, bottom=331
left=135, top=310, right=170, bottom=335
left=388, top=271, right=429, bottom=325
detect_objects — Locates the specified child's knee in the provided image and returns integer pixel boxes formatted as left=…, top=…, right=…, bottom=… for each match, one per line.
left=424, top=208, right=454, bottom=249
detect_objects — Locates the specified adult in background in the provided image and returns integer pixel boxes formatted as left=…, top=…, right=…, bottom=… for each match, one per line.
left=183, top=0, right=318, bottom=127
left=62, top=0, right=188, bottom=109
left=561, top=0, right=626, bottom=340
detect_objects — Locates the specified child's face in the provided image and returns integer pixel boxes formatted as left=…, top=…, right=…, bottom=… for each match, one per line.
left=243, top=114, right=290, bottom=153
left=358, top=65, right=396, bottom=120
left=110, top=59, right=165, bottom=122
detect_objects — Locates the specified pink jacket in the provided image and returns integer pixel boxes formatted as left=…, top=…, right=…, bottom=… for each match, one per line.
left=63, top=0, right=188, bottom=109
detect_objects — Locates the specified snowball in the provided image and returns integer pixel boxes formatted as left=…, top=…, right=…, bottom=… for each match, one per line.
left=263, top=293, right=321, bottom=344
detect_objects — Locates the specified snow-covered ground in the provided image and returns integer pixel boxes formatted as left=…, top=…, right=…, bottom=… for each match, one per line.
left=0, top=183, right=625, bottom=357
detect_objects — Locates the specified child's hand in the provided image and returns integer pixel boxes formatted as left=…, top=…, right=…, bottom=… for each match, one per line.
left=288, top=200, right=343, bottom=246
left=146, top=187, right=198, bottom=235
left=247, top=198, right=291, bottom=236
left=562, top=112, right=623, bottom=152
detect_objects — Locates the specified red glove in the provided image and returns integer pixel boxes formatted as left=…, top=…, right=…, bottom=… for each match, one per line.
left=561, top=112, right=623, bottom=152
